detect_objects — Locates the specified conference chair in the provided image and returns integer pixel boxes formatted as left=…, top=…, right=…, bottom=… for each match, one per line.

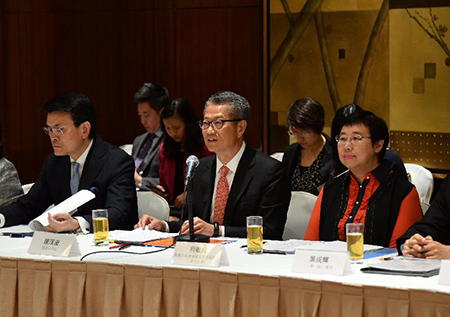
left=405, top=163, right=434, bottom=204
left=270, top=152, right=284, bottom=162
left=137, top=191, right=170, bottom=221
left=119, top=144, right=133, bottom=156
left=283, top=191, right=317, bottom=240
left=21, top=183, right=34, bottom=194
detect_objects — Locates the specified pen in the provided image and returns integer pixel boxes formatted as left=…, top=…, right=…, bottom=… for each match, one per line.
left=9, top=233, right=34, bottom=238
left=263, top=250, right=287, bottom=255
left=109, top=242, right=130, bottom=250
left=380, top=257, right=394, bottom=261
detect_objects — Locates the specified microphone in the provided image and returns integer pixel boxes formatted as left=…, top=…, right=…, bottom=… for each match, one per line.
left=184, top=155, right=200, bottom=186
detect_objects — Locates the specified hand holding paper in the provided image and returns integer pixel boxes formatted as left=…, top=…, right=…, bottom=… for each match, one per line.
left=29, top=190, right=95, bottom=231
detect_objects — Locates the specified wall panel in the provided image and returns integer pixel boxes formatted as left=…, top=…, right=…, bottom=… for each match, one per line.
left=1, top=0, right=263, bottom=183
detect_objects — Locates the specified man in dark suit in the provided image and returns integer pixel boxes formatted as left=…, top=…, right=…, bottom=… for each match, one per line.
left=0, top=92, right=137, bottom=232
left=397, top=174, right=450, bottom=259
left=132, top=83, right=168, bottom=190
left=136, top=91, right=290, bottom=240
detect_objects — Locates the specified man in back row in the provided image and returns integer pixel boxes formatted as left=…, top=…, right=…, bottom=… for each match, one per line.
left=0, top=92, right=137, bottom=232
left=136, top=91, right=291, bottom=240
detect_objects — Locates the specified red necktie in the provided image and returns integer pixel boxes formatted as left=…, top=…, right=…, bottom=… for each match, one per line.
left=213, top=166, right=230, bottom=225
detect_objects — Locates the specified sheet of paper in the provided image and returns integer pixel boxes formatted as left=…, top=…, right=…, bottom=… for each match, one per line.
left=265, top=240, right=383, bottom=254
left=110, top=227, right=178, bottom=242
left=28, top=190, right=95, bottom=231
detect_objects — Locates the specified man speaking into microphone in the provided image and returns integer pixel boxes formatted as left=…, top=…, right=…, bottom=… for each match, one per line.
left=0, top=92, right=138, bottom=233
left=136, top=91, right=290, bottom=240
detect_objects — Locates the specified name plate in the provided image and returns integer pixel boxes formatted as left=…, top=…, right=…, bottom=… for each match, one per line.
left=28, top=231, right=81, bottom=257
left=172, top=242, right=229, bottom=267
left=438, top=260, right=450, bottom=285
left=292, top=249, right=353, bottom=276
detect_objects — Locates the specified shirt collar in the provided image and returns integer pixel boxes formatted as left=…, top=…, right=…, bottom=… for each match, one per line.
left=70, top=139, right=94, bottom=165
left=353, top=159, right=391, bottom=183
left=216, top=141, right=246, bottom=175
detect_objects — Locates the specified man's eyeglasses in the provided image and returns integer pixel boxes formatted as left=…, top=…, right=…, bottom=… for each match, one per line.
left=199, top=119, right=244, bottom=130
left=335, top=134, right=371, bottom=145
left=43, top=126, right=65, bottom=136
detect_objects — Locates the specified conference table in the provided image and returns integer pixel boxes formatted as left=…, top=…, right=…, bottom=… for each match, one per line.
left=0, top=227, right=449, bottom=317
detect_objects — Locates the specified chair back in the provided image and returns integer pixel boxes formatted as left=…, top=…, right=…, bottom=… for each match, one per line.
left=137, top=191, right=170, bottom=221
left=283, top=191, right=317, bottom=240
left=120, top=144, right=133, bottom=156
left=21, top=183, right=34, bottom=194
left=270, top=152, right=284, bottom=162
left=404, top=163, right=434, bottom=204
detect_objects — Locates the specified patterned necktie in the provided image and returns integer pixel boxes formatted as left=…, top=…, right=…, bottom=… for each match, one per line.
left=70, top=162, right=80, bottom=195
left=135, top=134, right=154, bottom=170
left=213, top=166, right=230, bottom=225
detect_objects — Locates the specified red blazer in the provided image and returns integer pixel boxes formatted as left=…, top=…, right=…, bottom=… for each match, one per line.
left=158, top=142, right=213, bottom=204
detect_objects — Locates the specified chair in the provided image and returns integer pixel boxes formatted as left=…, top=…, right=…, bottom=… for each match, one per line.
left=21, top=183, right=34, bottom=194
left=270, top=152, right=284, bottom=162
left=283, top=191, right=318, bottom=240
left=137, top=191, right=170, bottom=221
left=404, top=163, right=434, bottom=204
left=120, top=144, right=133, bottom=156
left=420, top=202, right=430, bottom=215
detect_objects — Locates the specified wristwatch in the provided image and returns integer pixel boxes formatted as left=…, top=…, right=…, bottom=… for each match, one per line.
left=213, top=222, right=220, bottom=237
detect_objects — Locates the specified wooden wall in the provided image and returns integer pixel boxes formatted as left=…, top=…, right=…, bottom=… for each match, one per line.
left=0, top=0, right=263, bottom=183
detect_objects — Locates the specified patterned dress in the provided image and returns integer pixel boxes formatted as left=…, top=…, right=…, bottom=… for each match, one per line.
left=290, top=150, right=325, bottom=195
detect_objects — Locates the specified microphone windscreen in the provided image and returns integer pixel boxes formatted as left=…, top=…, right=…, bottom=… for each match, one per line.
left=186, top=155, right=200, bottom=168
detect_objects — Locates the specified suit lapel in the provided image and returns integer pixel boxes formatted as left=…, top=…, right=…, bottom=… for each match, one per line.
left=79, top=138, right=104, bottom=191
left=198, top=157, right=216, bottom=221
left=138, top=133, right=164, bottom=173
left=224, top=146, right=255, bottom=224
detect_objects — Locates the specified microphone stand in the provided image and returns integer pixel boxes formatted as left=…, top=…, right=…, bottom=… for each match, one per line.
left=176, top=176, right=210, bottom=243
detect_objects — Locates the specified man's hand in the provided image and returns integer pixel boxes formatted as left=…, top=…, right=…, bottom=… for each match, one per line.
left=173, top=193, right=184, bottom=209
left=180, top=217, right=214, bottom=236
left=45, top=213, right=80, bottom=233
left=402, top=234, right=431, bottom=258
left=134, top=171, right=143, bottom=187
left=420, top=239, right=450, bottom=259
left=134, top=215, right=165, bottom=231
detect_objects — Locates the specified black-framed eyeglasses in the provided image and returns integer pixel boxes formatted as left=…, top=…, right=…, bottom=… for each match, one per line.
left=199, top=119, right=244, bottom=130
left=43, top=126, right=65, bottom=136
left=335, top=134, right=371, bottom=145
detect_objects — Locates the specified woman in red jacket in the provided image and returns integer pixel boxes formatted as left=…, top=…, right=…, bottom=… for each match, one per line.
left=156, top=99, right=212, bottom=218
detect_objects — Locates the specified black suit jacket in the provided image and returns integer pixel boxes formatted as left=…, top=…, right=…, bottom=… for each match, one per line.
left=0, top=137, right=138, bottom=230
left=169, top=145, right=291, bottom=240
left=397, top=173, right=450, bottom=250
left=132, top=131, right=164, bottom=190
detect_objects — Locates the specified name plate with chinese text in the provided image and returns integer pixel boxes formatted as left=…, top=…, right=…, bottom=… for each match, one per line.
left=292, top=249, right=353, bottom=276
left=172, top=242, right=229, bottom=267
left=28, top=231, right=81, bottom=257
left=439, top=260, right=450, bottom=285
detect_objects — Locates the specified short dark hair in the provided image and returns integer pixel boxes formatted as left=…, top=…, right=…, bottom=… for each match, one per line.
left=287, top=98, right=324, bottom=135
left=0, top=125, right=3, bottom=158
left=134, top=83, right=170, bottom=112
left=331, top=104, right=363, bottom=175
left=160, top=98, right=204, bottom=160
left=342, top=110, right=389, bottom=161
left=205, top=91, right=250, bottom=121
left=43, top=92, right=97, bottom=139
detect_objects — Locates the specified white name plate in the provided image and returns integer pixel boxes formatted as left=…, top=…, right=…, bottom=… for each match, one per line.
left=28, top=231, right=81, bottom=257
left=438, top=260, right=450, bottom=285
left=292, top=249, right=353, bottom=276
left=172, top=242, right=229, bottom=267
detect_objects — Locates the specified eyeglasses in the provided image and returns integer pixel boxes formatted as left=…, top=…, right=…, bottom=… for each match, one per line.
left=288, top=129, right=309, bottom=138
left=43, top=126, right=65, bottom=136
left=199, top=119, right=244, bottom=130
left=335, top=134, right=371, bottom=145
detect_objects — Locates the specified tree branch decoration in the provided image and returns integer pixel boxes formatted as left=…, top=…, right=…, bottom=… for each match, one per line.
left=406, top=8, right=450, bottom=59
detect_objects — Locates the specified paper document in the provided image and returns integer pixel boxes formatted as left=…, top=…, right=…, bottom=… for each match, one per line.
left=361, top=257, right=441, bottom=277
left=28, top=190, right=95, bottom=231
left=110, top=227, right=178, bottom=242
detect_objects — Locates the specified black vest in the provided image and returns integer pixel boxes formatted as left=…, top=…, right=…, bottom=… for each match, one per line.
left=319, top=166, right=414, bottom=247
